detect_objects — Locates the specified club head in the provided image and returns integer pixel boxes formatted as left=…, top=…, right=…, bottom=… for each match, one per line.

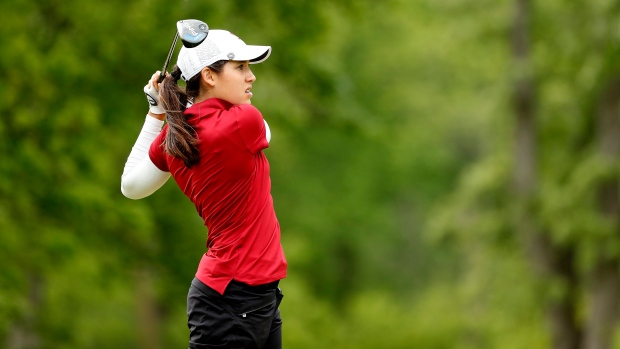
left=157, top=19, right=209, bottom=83
left=177, top=19, right=209, bottom=48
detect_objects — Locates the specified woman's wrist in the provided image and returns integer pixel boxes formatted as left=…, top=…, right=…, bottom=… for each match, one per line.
left=148, top=110, right=166, bottom=121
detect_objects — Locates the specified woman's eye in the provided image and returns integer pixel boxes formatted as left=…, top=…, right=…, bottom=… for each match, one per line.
left=237, top=64, right=244, bottom=70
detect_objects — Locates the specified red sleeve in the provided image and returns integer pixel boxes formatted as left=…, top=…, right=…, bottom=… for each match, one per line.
left=233, top=104, right=269, bottom=154
left=148, top=124, right=169, bottom=172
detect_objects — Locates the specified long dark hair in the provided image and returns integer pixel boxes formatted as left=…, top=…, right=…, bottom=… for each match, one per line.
left=159, top=61, right=227, bottom=167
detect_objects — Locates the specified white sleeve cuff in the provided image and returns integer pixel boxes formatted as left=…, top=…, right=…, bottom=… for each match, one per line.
left=264, top=119, right=271, bottom=143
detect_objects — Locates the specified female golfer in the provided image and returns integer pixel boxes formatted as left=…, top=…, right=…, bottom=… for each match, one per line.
left=121, top=29, right=287, bottom=349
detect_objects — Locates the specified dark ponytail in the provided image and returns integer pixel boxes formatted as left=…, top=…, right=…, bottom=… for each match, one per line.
left=159, top=61, right=228, bottom=167
left=159, top=65, right=201, bottom=167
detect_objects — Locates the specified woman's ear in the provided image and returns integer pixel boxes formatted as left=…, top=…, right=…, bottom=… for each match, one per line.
left=201, top=68, right=216, bottom=87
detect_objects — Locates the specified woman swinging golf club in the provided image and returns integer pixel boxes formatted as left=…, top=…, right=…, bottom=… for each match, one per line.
left=121, top=28, right=287, bottom=349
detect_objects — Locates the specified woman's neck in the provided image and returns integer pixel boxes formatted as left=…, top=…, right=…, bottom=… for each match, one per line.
left=193, top=90, right=217, bottom=104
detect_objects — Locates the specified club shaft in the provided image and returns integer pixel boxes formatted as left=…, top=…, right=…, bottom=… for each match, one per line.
left=158, top=32, right=179, bottom=83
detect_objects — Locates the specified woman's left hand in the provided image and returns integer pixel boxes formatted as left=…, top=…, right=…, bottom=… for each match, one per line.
left=144, top=71, right=165, bottom=116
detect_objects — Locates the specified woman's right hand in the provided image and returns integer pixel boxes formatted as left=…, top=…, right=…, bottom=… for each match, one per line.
left=144, top=71, right=165, bottom=117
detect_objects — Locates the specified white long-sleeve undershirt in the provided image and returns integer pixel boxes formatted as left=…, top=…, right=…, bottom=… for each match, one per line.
left=121, top=115, right=171, bottom=199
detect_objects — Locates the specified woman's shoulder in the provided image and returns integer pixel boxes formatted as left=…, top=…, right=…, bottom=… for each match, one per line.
left=228, top=104, right=264, bottom=124
left=229, top=103, right=262, bottom=115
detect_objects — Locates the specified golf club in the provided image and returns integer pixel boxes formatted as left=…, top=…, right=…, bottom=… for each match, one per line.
left=158, top=19, right=209, bottom=83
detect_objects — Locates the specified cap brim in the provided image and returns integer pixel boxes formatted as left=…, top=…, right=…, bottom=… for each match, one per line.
left=237, top=45, right=271, bottom=64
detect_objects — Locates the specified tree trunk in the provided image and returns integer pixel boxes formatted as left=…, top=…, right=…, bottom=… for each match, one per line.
left=135, top=268, right=163, bottom=349
left=511, top=1, right=580, bottom=348
left=582, top=77, right=620, bottom=349
left=6, top=275, right=43, bottom=349
left=583, top=261, right=620, bottom=349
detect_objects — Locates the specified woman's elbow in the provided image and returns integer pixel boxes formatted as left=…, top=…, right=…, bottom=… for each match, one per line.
left=121, top=180, right=148, bottom=200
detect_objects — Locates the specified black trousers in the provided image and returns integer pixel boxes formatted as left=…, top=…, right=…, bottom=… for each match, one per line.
left=187, top=278, right=283, bottom=349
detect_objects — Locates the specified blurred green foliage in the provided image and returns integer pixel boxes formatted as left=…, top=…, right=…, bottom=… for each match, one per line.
left=1, top=0, right=619, bottom=348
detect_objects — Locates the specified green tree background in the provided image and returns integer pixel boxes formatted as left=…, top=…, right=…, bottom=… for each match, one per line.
left=1, top=0, right=619, bottom=348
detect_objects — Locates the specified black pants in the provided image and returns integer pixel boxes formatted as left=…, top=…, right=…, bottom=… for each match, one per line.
left=187, top=278, right=283, bottom=349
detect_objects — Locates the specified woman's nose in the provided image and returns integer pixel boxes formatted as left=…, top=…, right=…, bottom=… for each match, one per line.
left=247, top=70, right=256, bottom=82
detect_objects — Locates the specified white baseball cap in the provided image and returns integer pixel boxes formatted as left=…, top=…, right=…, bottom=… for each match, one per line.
left=176, top=29, right=272, bottom=81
